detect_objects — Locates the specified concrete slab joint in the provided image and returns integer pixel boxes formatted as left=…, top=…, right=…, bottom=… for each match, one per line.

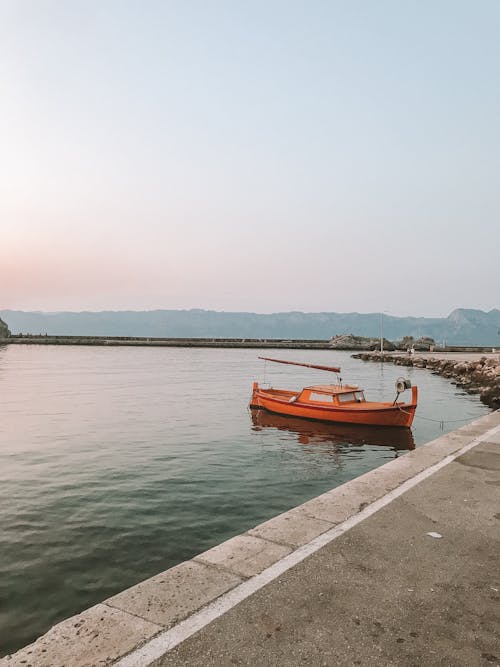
left=105, top=560, right=242, bottom=629
left=194, top=534, right=292, bottom=578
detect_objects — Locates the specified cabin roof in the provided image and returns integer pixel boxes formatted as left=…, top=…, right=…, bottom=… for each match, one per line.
left=304, top=384, right=360, bottom=395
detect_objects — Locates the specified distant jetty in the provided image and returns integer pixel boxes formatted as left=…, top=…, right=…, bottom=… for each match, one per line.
left=0, top=333, right=498, bottom=353
left=0, top=334, right=333, bottom=349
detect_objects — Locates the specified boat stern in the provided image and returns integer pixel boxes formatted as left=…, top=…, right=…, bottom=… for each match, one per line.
left=400, top=386, right=418, bottom=427
left=249, top=381, right=261, bottom=408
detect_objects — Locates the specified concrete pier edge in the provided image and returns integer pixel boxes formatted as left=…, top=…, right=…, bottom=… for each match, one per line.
left=3, top=410, right=500, bottom=667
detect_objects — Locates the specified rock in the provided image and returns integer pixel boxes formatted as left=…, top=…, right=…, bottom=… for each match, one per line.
left=414, top=336, right=436, bottom=351
left=480, top=386, right=500, bottom=410
left=369, top=338, right=396, bottom=352
left=396, top=336, right=436, bottom=351
left=329, top=334, right=395, bottom=351
left=397, top=336, right=415, bottom=351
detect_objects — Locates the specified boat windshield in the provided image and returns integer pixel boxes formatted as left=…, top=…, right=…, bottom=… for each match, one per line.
left=309, top=392, right=334, bottom=403
left=338, top=391, right=365, bottom=403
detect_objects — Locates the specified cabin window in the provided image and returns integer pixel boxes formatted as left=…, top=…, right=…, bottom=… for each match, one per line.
left=309, top=392, right=334, bottom=402
left=355, top=391, right=365, bottom=402
left=338, top=392, right=356, bottom=403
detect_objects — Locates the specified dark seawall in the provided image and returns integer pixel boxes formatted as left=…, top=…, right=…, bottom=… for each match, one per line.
left=0, top=335, right=333, bottom=349
left=1, top=335, right=498, bottom=351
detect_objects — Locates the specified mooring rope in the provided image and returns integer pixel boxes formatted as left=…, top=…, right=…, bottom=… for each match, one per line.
left=397, top=406, right=479, bottom=430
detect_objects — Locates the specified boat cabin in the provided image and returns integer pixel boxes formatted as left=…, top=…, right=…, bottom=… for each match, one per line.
left=294, top=384, right=366, bottom=405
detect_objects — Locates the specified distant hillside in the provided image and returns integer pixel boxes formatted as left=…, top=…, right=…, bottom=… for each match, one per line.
left=1, top=308, right=499, bottom=346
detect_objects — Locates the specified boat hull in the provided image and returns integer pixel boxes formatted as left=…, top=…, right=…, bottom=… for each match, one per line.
left=250, top=385, right=417, bottom=428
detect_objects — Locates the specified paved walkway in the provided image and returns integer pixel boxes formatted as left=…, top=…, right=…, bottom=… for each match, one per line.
left=155, top=432, right=500, bottom=666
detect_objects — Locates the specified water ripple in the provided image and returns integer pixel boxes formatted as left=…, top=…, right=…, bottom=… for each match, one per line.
left=0, top=345, right=489, bottom=656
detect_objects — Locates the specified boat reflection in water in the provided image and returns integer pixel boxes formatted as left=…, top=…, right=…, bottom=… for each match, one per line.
left=250, top=408, right=415, bottom=453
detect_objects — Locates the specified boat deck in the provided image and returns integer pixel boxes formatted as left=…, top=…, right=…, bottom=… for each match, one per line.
left=259, top=387, right=405, bottom=410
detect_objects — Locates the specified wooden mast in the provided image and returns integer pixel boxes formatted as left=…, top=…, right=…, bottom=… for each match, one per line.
left=258, top=357, right=341, bottom=373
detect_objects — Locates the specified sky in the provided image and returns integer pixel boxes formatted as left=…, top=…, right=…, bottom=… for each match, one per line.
left=1, top=0, right=499, bottom=317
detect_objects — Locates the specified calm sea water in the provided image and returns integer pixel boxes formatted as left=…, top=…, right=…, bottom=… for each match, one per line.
left=0, top=345, right=489, bottom=656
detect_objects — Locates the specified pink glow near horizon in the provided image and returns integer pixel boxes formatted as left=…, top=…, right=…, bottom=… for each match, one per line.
left=1, top=2, right=499, bottom=317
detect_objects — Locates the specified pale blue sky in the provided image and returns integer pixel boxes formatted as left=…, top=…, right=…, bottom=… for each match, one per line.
left=1, top=0, right=499, bottom=316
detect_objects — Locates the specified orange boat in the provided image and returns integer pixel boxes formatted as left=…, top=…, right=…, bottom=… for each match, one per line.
left=250, top=357, right=418, bottom=428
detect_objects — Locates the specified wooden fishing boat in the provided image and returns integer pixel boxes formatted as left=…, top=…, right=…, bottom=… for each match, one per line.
left=250, top=357, right=418, bottom=428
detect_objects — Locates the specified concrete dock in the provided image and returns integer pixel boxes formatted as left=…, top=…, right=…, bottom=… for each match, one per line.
left=3, top=410, right=499, bottom=666
left=154, top=425, right=500, bottom=667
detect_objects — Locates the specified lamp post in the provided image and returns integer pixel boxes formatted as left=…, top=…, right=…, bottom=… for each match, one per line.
left=380, top=311, right=388, bottom=353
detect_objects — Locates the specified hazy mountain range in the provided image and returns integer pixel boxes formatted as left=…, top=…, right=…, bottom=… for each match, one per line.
left=2, top=308, right=500, bottom=346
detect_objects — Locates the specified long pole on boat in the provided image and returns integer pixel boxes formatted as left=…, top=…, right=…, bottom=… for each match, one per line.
left=258, top=357, right=341, bottom=373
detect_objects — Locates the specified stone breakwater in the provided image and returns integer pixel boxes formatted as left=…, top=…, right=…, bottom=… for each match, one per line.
left=353, top=352, right=500, bottom=410
left=0, top=335, right=334, bottom=349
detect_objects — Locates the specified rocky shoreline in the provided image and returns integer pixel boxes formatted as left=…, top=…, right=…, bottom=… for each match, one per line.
left=353, top=352, right=500, bottom=410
